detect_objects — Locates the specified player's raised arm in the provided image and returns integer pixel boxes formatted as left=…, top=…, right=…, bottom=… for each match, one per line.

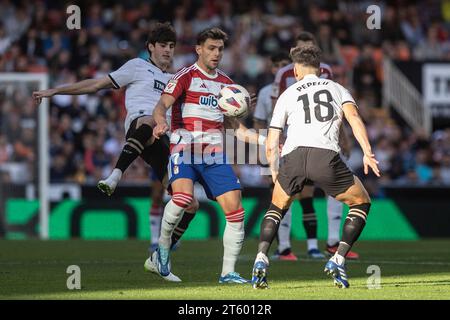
left=152, top=94, right=175, bottom=139
left=32, top=76, right=114, bottom=105
left=342, top=102, right=380, bottom=177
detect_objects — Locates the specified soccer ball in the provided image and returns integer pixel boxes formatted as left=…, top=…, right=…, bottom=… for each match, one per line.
left=218, top=84, right=250, bottom=117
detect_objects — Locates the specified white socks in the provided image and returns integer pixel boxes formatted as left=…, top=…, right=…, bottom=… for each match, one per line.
left=222, top=221, right=244, bottom=276
left=150, top=214, right=162, bottom=246
left=106, top=168, right=122, bottom=186
left=277, top=207, right=292, bottom=252
left=159, top=199, right=185, bottom=249
left=327, top=196, right=343, bottom=246
left=332, top=253, right=346, bottom=265
left=307, top=238, right=318, bottom=251
left=255, top=251, right=269, bottom=265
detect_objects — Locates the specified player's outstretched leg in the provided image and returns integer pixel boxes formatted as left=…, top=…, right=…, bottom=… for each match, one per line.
left=324, top=177, right=371, bottom=288
left=98, top=117, right=154, bottom=196
left=325, top=196, right=360, bottom=260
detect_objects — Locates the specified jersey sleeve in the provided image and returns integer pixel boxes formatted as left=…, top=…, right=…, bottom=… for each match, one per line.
left=253, top=88, right=268, bottom=122
left=162, top=69, right=190, bottom=100
left=269, top=93, right=287, bottom=130
left=108, top=59, right=138, bottom=89
left=337, top=83, right=357, bottom=107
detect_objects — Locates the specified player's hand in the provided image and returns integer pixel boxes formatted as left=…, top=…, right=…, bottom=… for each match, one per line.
left=363, top=153, right=381, bottom=177
left=32, top=88, right=57, bottom=105
left=153, top=122, right=169, bottom=139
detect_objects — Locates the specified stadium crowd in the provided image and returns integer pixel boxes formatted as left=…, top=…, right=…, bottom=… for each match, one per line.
left=1, top=0, right=450, bottom=196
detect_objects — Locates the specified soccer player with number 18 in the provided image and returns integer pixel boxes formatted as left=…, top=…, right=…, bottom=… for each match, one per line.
left=252, top=45, right=381, bottom=289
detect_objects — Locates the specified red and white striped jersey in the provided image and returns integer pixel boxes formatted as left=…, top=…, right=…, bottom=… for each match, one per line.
left=271, top=62, right=333, bottom=100
left=162, top=63, right=234, bottom=153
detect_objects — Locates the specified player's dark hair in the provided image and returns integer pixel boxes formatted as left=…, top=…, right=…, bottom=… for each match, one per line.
left=196, top=27, right=228, bottom=45
left=146, top=22, right=176, bottom=46
left=270, top=51, right=290, bottom=64
left=290, top=44, right=321, bottom=69
left=293, top=31, right=316, bottom=47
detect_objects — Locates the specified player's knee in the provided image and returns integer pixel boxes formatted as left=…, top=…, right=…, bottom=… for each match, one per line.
left=172, top=192, right=193, bottom=209
left=185, top=197, right=199, bottom=213
left=225, top=207, right=245, bottom=223
left=352, top=193, right=371, bottom=206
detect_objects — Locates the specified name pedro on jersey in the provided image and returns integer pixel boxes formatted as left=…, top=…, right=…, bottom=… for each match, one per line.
left=296, top=80, right=329, bottom=92
left=178, top=304, right=212, bottom=317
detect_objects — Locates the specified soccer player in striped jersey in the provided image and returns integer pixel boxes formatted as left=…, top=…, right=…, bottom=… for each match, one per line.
left=152, top=27, right=266, bottom=284
left=270, top=31, right=359, bottom=260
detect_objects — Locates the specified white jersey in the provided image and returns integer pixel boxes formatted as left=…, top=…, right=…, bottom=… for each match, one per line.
left=270, top=74, right=356, bottom=156
left=108, top=58, right=173, bottom=132
left=253, top=83, right=273, bottom=124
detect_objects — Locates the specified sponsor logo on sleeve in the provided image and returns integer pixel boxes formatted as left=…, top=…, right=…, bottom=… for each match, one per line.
left=164, top=79, right=178, bottom=94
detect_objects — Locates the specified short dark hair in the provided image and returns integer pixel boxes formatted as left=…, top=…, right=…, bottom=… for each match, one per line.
left=292, top=31, right=316, bottom=47
left=196, top=27, right=228, bottom=45
left=270, top=51, right=290, bottom=64
left=147, top=22, right=176, bottom=46
left=290, top=45, right=321, bottom=69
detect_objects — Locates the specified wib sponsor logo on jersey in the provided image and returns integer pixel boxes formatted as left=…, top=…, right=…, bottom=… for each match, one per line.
left=199, top=95, right=219, bottom=109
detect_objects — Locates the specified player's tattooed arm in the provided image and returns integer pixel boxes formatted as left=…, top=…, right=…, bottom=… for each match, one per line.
left=152, top=94, right=175, bottom=139
left=266, top=128, right=282, bottom=183
left=342, top=103, right=380, bottom=177
left=32, top=76, right=114, bottom=105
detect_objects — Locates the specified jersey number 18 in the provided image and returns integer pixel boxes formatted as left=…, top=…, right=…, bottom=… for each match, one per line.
left=297, top=89, right=334, bottom=123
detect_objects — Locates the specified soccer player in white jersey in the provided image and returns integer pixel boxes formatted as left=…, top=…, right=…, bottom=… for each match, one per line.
left=32, top=23, right=199, bottom=268
left=251, top=45, right=380, bottom=289
left=254, top=51, right=302, bottom=261
left=152, top=27, right=266, bottom=284
left=271, top=31, right=360, bottom=260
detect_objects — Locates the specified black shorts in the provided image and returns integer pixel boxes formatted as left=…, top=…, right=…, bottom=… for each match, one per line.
left=277, top=147, right=354, bottom=197
left=126, top=117, right=170, bottom=183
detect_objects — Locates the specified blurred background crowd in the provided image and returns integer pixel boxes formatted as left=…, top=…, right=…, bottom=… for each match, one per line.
left=1, top=0, right=450, bottom=196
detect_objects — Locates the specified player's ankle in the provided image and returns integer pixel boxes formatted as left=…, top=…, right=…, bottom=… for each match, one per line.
left=332, top=253, right=345, bottom=265
left=256, top=252, right=269, bottom=264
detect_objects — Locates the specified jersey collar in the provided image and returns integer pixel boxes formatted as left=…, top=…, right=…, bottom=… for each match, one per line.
left=195, top=63, right=218, bottom=79
left=303, top=74, right=319, bottom=80
left=147, top=58, right=167, bottom=73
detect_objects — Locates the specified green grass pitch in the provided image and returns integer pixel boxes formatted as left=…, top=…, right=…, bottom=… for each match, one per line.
left=0, top=239, right=449, bottom=299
